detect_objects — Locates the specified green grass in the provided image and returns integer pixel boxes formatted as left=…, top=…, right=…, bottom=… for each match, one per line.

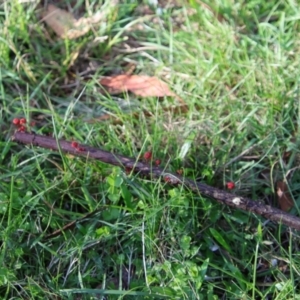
left=1, top=0, right=300, bottom=299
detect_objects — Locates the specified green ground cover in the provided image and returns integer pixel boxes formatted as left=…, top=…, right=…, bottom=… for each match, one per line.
left=1, top=0, right=300, bottom=299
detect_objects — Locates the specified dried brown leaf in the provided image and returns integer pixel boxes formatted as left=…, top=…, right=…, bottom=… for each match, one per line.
left=42, top=5, right=83, bottom=38
left=276, top=181, right=294, bottom=212
left=41, top=4, right=110, bottom=39
left=100, top=74, right=185, bottom=103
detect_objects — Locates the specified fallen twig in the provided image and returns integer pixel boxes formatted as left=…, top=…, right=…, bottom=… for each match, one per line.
left=12, top=131, right=300, bottom=231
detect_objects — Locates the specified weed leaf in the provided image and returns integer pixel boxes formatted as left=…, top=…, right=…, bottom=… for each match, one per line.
left=209, top=228, right=232, bottom=254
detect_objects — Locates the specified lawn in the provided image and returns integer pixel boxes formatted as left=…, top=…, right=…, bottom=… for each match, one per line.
left=1, top=0, right=300, bottom=299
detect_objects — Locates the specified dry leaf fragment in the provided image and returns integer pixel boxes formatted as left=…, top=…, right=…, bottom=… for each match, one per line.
left=42, top=2, right=116, bottom=39
left=42, top=5, right=85, bottom=39
left=276, top=181, right=294, bottom=212
left=100, top=74, right=185, bottom=103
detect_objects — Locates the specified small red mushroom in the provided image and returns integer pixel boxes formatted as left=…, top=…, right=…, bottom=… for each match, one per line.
left=19, top=118, right=26, bottom=125
left=164, top=176, right=171, bottom=183
left=143, top=151, right=152, bottom=161
left=12, top=118, right=20, bottom=125
left=18, top=125, right=26, bottom=132
left=155, top=159, right=161, bottom=166
left=71, top=141, right=79, bottom=148
left=226, top=182, right=235, bottom=190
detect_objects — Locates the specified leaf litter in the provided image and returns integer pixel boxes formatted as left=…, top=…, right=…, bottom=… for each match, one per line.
left=276, top=181, right=294, bottom=212
left=100, top=74, right=186, bottom=104
left=41, top=1, right=118, bottom=39
left=40, top=1, right=189, bottom=123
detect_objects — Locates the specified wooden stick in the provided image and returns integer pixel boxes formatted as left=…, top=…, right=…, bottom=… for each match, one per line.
left=12, top=131, right=300, bottom=231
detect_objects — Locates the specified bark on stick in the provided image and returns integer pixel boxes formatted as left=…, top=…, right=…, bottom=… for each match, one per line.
left=12, top=131, right=300, bottom=231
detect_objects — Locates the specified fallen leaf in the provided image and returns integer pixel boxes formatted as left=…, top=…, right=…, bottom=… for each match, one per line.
left=42, top=5, right=84, bottom=39
left=100, top=74, right=185, bottom=103
left=276, top=181, right=294, bottom=212
left=42, top=2, right=117, bottom=39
